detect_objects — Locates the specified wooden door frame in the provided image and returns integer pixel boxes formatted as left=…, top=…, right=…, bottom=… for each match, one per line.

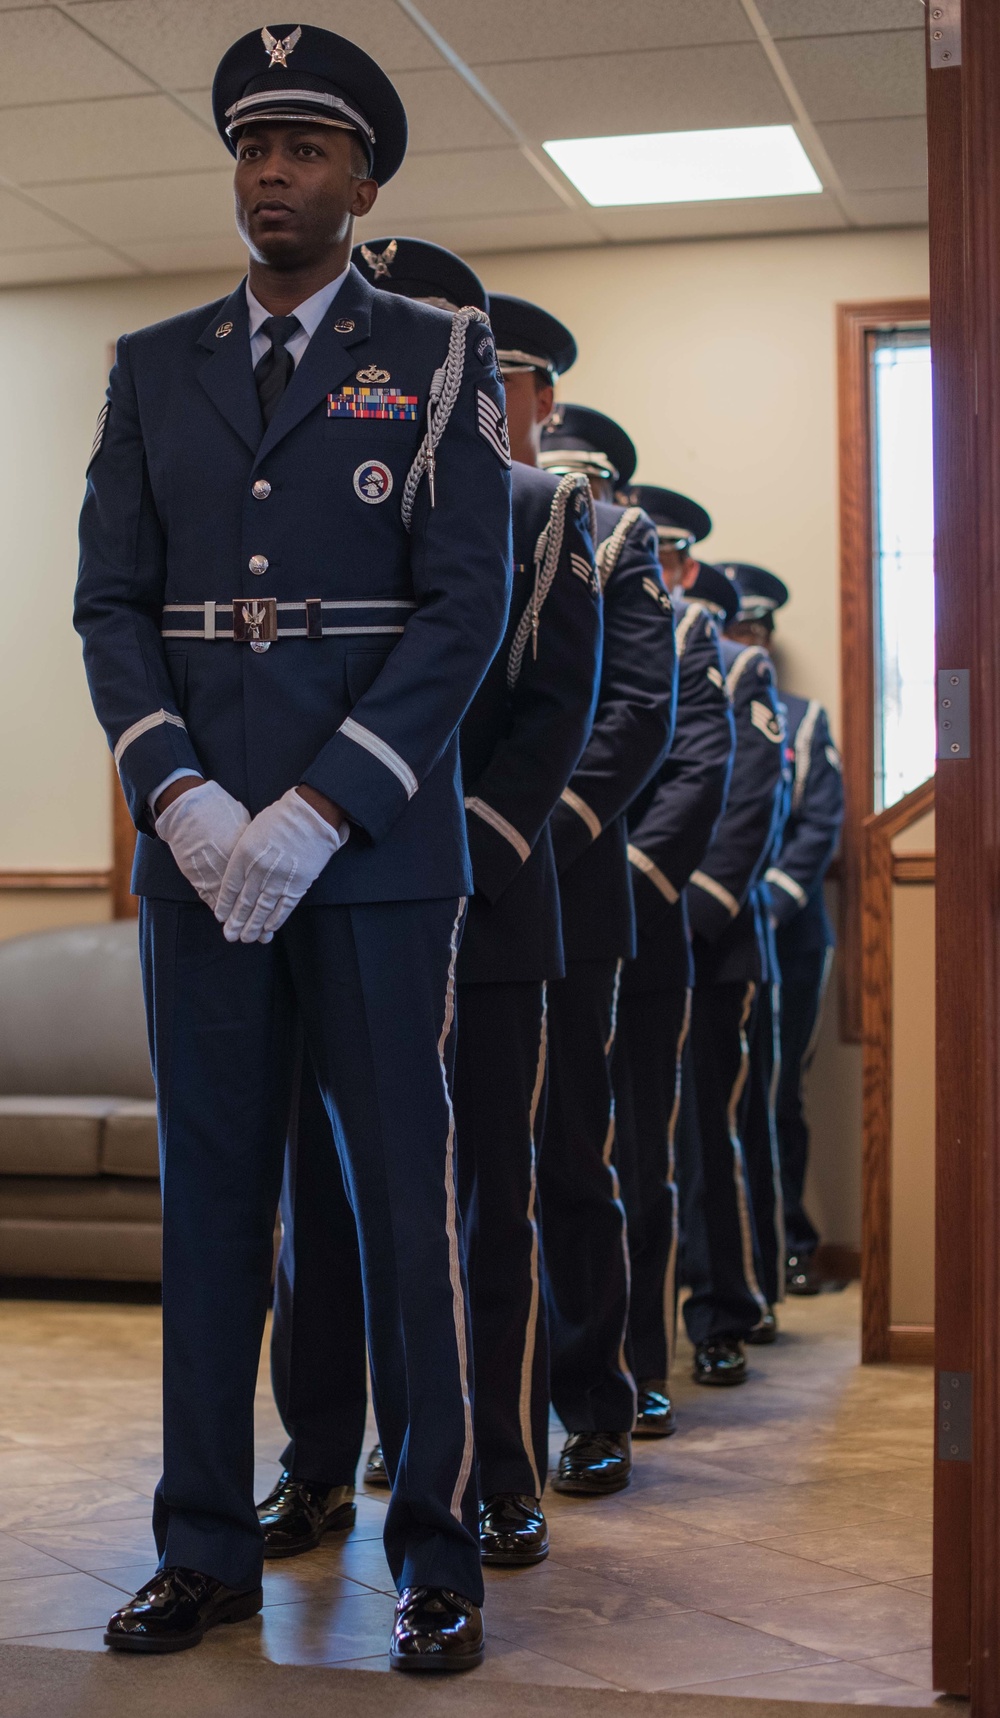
left=837, top=296, right=931, bottom=1045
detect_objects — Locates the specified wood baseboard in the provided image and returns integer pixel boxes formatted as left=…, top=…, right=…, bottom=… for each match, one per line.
left=888, top=1324, right=935, bottom=1364
left=816, top=1242, right=861, bottom=1281
left=0, top=870, right=111, bottom=891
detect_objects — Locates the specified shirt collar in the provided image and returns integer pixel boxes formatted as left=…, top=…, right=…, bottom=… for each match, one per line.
left=245, top=265, right=350, bottom=339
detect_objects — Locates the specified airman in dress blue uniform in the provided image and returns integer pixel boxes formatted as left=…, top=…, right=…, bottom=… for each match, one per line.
left=677, top=564, right=787, bottom=1385
left=537, top=406, right=677, bottom=1495
left=609, top=491, right=735, bottom=1436
left=74, top=26, right=512, bottom=1671
left=725, top=566, right=844, bottom=1295
left=255, top=253, right=602, bottom=1572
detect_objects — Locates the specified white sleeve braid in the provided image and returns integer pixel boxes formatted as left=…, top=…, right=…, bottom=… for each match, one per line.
left=507, top=473, right=592, bottom=690
left=595, top=505, right=644, bottom=591
left=400, top=306, right=492, bottom=531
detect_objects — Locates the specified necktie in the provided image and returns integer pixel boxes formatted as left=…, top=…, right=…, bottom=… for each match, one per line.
left=254, top=314, right=301, bottom=426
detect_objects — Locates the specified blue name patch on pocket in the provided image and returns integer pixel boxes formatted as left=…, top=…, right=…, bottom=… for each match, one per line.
left=328, top=387, right=420, bottom=421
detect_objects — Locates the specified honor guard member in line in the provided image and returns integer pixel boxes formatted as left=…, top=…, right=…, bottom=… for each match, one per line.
left=537, top=404, right=677, bottom=1495
left=610, top=488, right=734, bottom=1436
left=677, top=563, right=786, bottom=1385
left=75, top=26, right=513, bottom=1671
left=725, top=565, right=843, bottom=1295
left=257, top=252, right=602, bottom=1571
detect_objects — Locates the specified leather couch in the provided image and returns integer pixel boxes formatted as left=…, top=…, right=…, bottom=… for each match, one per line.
left=0, top=921, right=160, bottom=1281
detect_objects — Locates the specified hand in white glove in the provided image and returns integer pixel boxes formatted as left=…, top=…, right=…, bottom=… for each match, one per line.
left=215, top=787, right=349, bottom=945
left=154, top=780, right=251, bottom=911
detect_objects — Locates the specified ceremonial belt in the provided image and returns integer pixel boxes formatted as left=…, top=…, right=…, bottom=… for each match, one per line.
left=160, top=597, right=417, bottom=644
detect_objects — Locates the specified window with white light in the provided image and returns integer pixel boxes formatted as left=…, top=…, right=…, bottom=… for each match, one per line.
left=870, top=329, right=935, bottom=810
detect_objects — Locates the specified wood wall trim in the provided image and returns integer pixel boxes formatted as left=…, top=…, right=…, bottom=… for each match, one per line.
left=838, top=296, right=931, bottom=1044
left=894, top=854, right=935, bottom=884
left=0, top=870, right=111, bottom=891
left=889, top=1325, right=936, bottom=1366
left=861, top=777, right=935, bottom=1366
left=816, top=1242, right=861, bottom=1281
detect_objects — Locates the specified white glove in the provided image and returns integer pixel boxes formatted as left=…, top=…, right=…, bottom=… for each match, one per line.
left=215, top=787, right=349, bottom=945
left=154, top=780, right=251, bottom=911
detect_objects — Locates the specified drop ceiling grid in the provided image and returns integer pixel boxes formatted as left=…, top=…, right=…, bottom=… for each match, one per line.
left=0, top=0, right=929, bottom=283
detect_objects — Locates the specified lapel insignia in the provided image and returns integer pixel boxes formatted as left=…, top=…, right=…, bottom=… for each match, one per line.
left=357, top=364, right=391, bottom=384
left=261, top=24, right=301, bottom=68
left=215, top=321, right=233, bottom=338
left=360, top=240, right=397, bottom=280
left=328, top=387, right=418, bottom=421
left=334, top=318, right=355, bottom=334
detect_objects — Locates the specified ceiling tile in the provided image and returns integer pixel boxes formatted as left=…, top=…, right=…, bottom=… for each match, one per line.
left=840, top=186, right=928, bottom=227
left=0, top=186, right=89, bottom=250
left=416, top=0, right=753, bottom=64
left=399, top=208, right=600, bottom=257
left=476, top=44, right=792, bottom=141
left=0, top=243, right=137, bottom=284
left=1, top=94, right=222, bottom=184
left=588, top=190, right=847, bottom=245
left=64, top=0, right=444, bottom=86
left=118, top=234, right=247, bottom=274
left=758, top=0, right=923, bottom=36
left=0, top=6, right=152, bottom=105
left=30, top=168, right=236, bottom=243
left=390, top=67, right=509, bottom=153
left=363, top=147, right=564, bottom=225
left=816, top=117, right=926, bottom=192
left=778, top=31, right=926, bottom=122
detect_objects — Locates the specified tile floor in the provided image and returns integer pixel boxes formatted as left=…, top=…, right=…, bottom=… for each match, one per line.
left=0, top=1284, right=960, bottom=1706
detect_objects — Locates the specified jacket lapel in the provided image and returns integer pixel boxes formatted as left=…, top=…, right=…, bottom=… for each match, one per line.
left=255, top=265, right=377, bottom=463
left=195, top=282, right=262, bottom=454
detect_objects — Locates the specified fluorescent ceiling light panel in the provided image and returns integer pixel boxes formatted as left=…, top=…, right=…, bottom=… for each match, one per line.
left=543, top=126, right=822, bottom=207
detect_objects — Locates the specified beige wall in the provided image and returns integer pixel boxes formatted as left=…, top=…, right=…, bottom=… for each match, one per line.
left=0, top=226, right=930, bottom=1246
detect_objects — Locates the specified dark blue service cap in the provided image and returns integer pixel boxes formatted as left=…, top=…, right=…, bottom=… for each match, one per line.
left=619, top=484, right=711, bottom=548
left=540, top=403, right=637, bottom=487
left=351, top=236, right=487, bottom=311
left=722, top=561, right=789, bottom=622
left=486, top=293, right=577, bottom=380
left=690, top=562, right=740, bottom=626
left=213, top=23, right=408, bottom=184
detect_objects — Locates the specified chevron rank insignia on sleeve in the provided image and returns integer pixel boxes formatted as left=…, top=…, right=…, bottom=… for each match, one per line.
left=88, top=401, right=109, bottom=470
left=751, top=700, right=784, bottom=742
left=476, top=389, right=511, bottom=466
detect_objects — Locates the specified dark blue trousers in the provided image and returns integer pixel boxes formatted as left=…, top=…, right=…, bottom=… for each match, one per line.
left=776, top=949, right=832, bottom=1258
left=739, top=980, right=786, bottom=1308
left=140, top=896, right=482, bottom=1605
left=270, top=979, right=551, bottom=1503
left=540, top=959, right=637, bottom=1434
left=611, top=983, right=690, bottom=1386
left=678, top=981, right=770, bottom=1346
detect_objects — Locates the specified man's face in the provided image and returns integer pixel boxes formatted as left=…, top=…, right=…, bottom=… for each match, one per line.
left=725, top=618, right=773, bottom=652
left=659, top=546, right=697, bottom=590
left=234, top=123, right=377, bottom=267
left=501, top=369, right=554, bottom=467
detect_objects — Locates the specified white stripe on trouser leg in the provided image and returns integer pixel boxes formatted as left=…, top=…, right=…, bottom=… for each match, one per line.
left=729, top=983, right=769, bottom=1318
left=767, top=981, right=787, bottom=1300
left=661, top=989, right=692, bottom=1377
left=517, top=990, right=547, bottom=1497
left=602, top=959, right=637, bottom=1420
left=439, top=898, right=475, bottom=1522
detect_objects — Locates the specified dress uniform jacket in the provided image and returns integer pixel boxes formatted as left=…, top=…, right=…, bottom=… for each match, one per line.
left=686, top=641, right=785, bottom=985
left=624, top=597, right=734, bottom=993
left=75, top=266, right=513, bottom=897
left=458, top=463, right=602, bottom=984
left=548, top=502, right=677, bottom=961
left=766, top=694, right=843, bottom=961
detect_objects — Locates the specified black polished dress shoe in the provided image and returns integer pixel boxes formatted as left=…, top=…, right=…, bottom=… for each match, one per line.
left=390, top=1586, right=484, bottom=1673
left=364, top=1443, right=390, bottom=1489
left=634, top=1386, right=677, bottom=1437
left=552, top=1431, right=632, bottom=1494
left=480, top=1494, right=549, bottom=1565
left=786, top=1252, right=821, bottom=1295
left=746, top=1309, right=778, bottom=1346
left=693, top=1340, right=748, bottom=1386
left=257, top=1472, right=356, bottom=1558
left=104, top=1567, right=262, bottom=1653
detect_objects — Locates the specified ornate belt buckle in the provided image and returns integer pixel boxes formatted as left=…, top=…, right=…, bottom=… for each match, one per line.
left=233, top=596, right=277, bottom=652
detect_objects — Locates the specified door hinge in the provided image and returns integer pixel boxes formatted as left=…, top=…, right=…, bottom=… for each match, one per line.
left=938, top=1370, right=972, bottom=1462
left=929, top=0, right=961, bottom=69
left=938, top=669, right=970, bottom=758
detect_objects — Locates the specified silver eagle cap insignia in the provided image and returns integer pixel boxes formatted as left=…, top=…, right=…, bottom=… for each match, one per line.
left=261, top=24, right=302, bottom=68
left=360, top=239, right=398, bottom=281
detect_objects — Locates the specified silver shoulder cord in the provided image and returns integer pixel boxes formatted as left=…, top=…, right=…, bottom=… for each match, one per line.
left=595, top=505, right=644, bottom=591
left=400, top=306, right=492, bottom=529
left=507, top=473, right=595, bottom=690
